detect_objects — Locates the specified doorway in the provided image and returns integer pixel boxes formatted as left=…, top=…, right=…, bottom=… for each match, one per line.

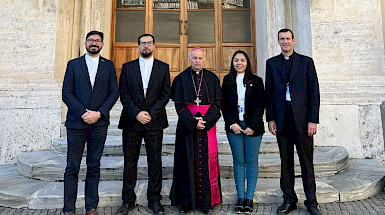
left=111, top=0, right=256, bottom=82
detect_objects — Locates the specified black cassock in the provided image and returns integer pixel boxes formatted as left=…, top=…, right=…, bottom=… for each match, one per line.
left=169, top=67, right=222, bottom=211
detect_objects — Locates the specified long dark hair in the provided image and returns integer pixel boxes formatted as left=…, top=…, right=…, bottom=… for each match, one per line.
left=225, top=50, right=253, bottom=85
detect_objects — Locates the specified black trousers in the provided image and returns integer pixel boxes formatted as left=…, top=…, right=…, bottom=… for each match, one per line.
left=276, top=107, right=318, bottom=208
left=63, top=126, right=108, bottom=213
left=122, top=129, right=163, bottom=204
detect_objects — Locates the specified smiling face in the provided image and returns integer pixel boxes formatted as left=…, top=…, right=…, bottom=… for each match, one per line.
left=278, top=31, right=295, bottom=56
left=232, top=53, right=247, bottom=74
left=85, top=34, right=104, bottom=56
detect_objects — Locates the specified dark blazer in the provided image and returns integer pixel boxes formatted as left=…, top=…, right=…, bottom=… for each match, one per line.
left=265, top=52, right=320, bottom=134
left=118, top=58, right=171, bottom=131
left=62, top=55, right=119, bottom=129
left=221, top=73, right=265, bottom=136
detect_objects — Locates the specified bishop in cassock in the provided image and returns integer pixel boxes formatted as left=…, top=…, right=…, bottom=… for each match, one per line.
left=169, top=47, right=222, bottom=214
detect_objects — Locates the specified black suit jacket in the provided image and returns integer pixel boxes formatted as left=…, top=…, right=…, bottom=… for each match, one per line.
left=62, top=55, right=119, bottom=129
left=221, top=74, right=265, bottom=136
left=118, top=58, right=171, bottom=131
left=265, top=52, right=320, bottom=134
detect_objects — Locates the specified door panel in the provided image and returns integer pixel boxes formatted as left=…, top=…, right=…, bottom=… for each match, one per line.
left=222, top=46, right=254, bottom=71
left=153, top=47, right=180, bottom=72
left=111, top=0, right=256, bottom=83
left=115, top=11, right=145, bottom=42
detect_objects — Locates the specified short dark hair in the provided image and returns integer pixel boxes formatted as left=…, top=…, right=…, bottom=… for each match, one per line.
left=138, top=34, right=155, bottom=45
left=86, top=30, right=104, bottom=42
left=278, top=28, right=294, bottom=40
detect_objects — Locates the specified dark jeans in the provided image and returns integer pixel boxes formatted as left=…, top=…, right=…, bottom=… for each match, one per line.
left=63, top=126, right=108, bottom=213
left=122, top=129, right=163, bottom=204
left=276, top=107, right=318, bottom=208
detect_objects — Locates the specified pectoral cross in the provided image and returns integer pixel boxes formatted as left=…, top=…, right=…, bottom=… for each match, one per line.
left=194, top=97, right=201, bottom=106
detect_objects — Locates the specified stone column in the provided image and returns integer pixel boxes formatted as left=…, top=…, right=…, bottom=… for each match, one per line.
left=292, top=0, right=313, bottom=57
left=0, top=0, right=61, bottom=164
left=78, top=0, right=106, bottom=56
left=254, top=1, right=269, bottom=81
left=255, top=0, right=293, bottom=80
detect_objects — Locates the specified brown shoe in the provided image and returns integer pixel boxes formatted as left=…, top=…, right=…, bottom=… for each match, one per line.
left=86, top=208, right=98, bottom=215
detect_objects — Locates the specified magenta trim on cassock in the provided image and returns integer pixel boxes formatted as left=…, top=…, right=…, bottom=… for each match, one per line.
left=186, top=104, right=221, bottom=206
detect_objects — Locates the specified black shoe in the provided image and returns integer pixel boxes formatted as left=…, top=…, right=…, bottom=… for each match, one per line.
left=148, top=201, right=164, bottom=215
left=307, top=206, right=321, bottom=215
left=277, top=202, right=297, bottom=214
left=116, top=202, right=135, bottom=215
left=201, top=208, right=213, bottom=215
left=242, top=199, right=254, bottom=214
left=234, top=198, right=245, bottom=214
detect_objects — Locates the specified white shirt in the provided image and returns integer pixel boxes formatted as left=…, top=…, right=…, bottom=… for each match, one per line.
left=139, top=56, right=154, bottom=97
left=236, top=73, right=246, bottom=121
left=85, top=54, right=100, bottom=89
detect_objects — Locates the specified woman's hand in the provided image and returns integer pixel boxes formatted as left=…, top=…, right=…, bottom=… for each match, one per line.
left=244, top=127, right=254, bottom=136
left=231, top=123, right=245, bottom=134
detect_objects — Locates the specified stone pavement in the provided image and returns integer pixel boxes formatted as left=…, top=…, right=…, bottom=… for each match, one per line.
left=1, top=192, right=384, bottom=215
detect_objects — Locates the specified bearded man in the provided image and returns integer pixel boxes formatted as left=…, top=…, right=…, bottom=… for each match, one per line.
left=62, top=30, right=119, bottom=215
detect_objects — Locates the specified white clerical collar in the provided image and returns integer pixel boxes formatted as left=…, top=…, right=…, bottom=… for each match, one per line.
left=139, top=55, right=154, bottom=63
left=85, top=53, right=99, bottom=62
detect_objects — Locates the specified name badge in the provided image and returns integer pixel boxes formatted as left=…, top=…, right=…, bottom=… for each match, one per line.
left=286, top=85, right=291, bottom=101
left=238, top=105, right=244, bottom=114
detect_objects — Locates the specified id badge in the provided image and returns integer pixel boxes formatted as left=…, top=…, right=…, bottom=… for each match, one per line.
left=286, top=85, right=291, bottom=101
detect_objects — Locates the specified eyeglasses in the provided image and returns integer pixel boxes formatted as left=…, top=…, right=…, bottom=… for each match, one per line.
left=139, top=41, right=154, bottom=46
left=86, top=39, right=103, bottom=44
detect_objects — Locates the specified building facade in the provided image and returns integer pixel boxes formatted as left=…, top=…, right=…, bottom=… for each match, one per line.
left=0, top=0, right=385, bottom=164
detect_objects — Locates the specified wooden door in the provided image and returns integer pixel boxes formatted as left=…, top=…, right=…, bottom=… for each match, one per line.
left=111, top=0, right=256, bottom=82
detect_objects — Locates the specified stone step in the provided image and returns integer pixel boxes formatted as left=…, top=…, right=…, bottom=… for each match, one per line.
left=60, top=117, right=227, bottom=137
left=17, top=146, right=349, bottom=181
left=53, top=134, right=279, bottom=156
left=1, top=159, right=384, bottom=209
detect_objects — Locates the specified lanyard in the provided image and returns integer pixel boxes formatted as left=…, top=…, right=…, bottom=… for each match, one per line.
left=281, top=56, right=293, bottom=85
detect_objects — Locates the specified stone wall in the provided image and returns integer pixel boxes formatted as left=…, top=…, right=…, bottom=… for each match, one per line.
left=0, top=1, right=61, bottom=164
left=310, top=0, right=385, bottom=160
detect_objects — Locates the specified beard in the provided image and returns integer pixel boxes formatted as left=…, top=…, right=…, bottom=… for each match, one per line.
left=140, top=50, right=153, bottom=58
left=87, top=46, right=101, bottom=55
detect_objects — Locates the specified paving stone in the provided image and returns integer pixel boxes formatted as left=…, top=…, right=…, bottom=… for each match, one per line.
left=2, top=193, right=384, bottom=214
left=17, top=146, right=349, bottom=181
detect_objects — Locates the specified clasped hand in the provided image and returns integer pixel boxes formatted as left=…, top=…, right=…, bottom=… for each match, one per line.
left=195, top=117, right=206, bottom=130
left=82, top=109, right=101, bottom=124
left=231, top=123, right=254, bottom=135
left=136, top=111, right=152, bottom=124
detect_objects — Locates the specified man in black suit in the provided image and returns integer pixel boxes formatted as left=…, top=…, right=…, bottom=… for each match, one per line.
left=116, top=34, right=171, bottom=215
left=62, top=30, right=119, bottom=215
left=265, top=29, right=320, bottom=215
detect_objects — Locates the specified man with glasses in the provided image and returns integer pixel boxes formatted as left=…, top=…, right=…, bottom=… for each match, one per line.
left=62, top=30, right=119, bottom=215
left=117, top=34, right=171, bottom=215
